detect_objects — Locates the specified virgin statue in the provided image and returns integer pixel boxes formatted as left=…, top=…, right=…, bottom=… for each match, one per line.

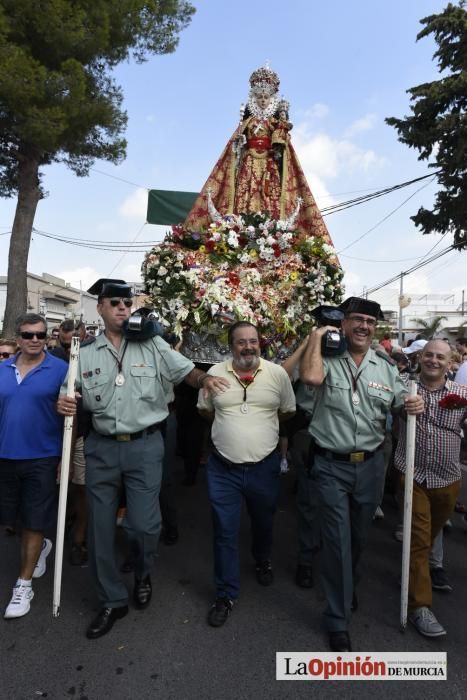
left=184, top=65, right=331, bottom=242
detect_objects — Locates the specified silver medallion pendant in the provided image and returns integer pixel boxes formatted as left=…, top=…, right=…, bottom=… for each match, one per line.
left=115, top=373, right=125, bottom=386
left=352, top=391, right=360, bottom=406
left=240, top=402, right=249, bottom=414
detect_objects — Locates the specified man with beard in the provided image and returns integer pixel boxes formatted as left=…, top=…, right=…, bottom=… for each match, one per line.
left=197, top=321, right=296, bottom=627
left=300, top=297, right=424, bottom=652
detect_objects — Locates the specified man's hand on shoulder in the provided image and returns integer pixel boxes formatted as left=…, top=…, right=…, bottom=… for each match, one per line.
left=201, top=374, right=230, bottom=399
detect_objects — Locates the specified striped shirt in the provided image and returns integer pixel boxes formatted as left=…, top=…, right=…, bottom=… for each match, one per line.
left=395, top=379, right=467, bottom=488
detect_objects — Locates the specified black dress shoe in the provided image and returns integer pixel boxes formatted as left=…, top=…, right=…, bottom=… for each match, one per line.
left=295, top=564, right=314, bottom=588
left=134, top=575, right=152, bottom=609
left=86, top=606, right=128, bottom=639
left=329, top=631, right=352, bottom=652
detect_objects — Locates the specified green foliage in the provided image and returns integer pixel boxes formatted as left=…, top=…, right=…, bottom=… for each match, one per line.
left=386, top=2, right=467, bottom=248
left=0, top=0, right=195, bottom=194
left=410, top=315, right=448, bottom=339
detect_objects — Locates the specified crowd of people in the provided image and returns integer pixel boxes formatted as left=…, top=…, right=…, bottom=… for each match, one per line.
left=0, top=282, right=466, bottom=653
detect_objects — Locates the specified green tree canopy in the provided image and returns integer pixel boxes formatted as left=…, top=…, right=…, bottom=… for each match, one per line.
left=386, top=2, right=467, bottom=249
left=0, top=0, right=195, bottom=335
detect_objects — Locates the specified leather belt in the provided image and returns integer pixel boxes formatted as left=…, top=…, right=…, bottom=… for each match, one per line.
left=314, top=443, right=383, bottom=464
left=94, top=423, right=161, bottom=442
left=212, top=447, right=277, bottom=469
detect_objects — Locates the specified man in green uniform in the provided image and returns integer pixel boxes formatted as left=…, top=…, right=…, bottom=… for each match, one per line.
left=58, top=279, right=228, bottom=639
left=300, top=296, right=424, bottom=652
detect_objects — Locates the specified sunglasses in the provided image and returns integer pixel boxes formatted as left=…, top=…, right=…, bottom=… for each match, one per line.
left=0, top=352, right=13, bottom=359
left=109, top=298, right=133, bottom=308
left=20, top=331, right=47, bottom=340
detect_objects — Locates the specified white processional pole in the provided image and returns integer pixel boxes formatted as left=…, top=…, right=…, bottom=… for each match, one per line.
left=53, top=336, right=80, bottom=617
left=400, top=378, right=417, bottom=630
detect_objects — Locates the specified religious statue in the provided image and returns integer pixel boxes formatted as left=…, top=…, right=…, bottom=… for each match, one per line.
left=184, top=65, right=331, bottom=242
left=143, top=65, right=343, bottom=361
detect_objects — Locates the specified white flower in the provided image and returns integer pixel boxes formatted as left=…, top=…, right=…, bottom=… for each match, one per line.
left=165, top=276, right=171, bottom=283
left=158, top=266, right=168, bottom=276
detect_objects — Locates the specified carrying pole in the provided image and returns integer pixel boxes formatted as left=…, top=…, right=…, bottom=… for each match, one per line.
left=53, top=336, right=80, bottom=617
left=400, top=378, right=417, bottom=630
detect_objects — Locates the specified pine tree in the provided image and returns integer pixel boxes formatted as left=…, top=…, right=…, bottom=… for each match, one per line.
left=0, top=0, right=194, bottom=335
left=386, top=2, right=467, bottom=250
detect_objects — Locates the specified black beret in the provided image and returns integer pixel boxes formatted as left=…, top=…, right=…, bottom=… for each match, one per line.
left=339, top=296, right=384, bottom=321
left=87, top=278, right=133, bottom=298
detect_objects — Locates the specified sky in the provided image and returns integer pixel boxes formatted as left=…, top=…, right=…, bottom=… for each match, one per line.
left=1, top=0, right=465, bottom=306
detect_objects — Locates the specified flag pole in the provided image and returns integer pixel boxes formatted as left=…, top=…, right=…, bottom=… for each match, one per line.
left=400, top=378, right=417, bottom=630
left=53, top=336, right=80, bottom=617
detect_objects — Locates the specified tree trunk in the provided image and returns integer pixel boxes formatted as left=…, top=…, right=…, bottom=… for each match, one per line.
left=2, top=155, right=41, bottom=337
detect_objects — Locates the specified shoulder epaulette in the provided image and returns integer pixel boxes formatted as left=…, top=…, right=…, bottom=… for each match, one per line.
left=375, top=349, right=396, bottom=365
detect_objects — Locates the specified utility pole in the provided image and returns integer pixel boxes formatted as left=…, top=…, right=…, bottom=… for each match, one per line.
left=398, top=273, right=404, bottom=346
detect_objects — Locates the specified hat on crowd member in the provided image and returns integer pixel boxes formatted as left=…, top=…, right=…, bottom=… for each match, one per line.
left=339, top=296, right=385, bottom=321
left=87, top=278, right=133, bottom=299
left=402, top=339, right=428, bottom=355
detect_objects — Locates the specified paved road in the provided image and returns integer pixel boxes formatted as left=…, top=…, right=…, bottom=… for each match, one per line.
left=1, top=462, right=466, bottom=700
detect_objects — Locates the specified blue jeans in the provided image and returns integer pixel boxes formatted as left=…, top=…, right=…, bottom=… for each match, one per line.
left=207, top=450, right=281, bottom=600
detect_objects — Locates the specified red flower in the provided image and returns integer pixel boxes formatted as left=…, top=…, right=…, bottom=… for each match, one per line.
left=240, top=375, right=255, bottom=384
left=205, top=239, right=216, bottom=252
left=228, top=272, right=240, bottom=287
left=438, top=393, right=467, bottom=410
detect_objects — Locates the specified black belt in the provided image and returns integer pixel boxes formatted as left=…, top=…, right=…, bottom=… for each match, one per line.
left=314, top=443, right=382, bottom=464
left=94, top=423, right=161, bottom=442
left=212, top=448, right=277, bottom=469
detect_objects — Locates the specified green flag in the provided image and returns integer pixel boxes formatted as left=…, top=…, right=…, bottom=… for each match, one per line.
left=147, top=189, right=198, bottom=225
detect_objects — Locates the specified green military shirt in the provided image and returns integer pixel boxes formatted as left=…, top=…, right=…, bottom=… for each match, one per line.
left=308, top=348, right=406, bottom=452
left=62, top=333, right=194, bottom=435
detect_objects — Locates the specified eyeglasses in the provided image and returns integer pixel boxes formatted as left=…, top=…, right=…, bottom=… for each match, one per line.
left=0, top=352, right=13, bottom=359
left=19, top=331, right=47, bottom=340
left=109, top=298, right=133, bottom=308
left=347, top=315, right=377, bottom=327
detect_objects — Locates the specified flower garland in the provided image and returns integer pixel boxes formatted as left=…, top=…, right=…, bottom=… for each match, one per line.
left=142, top=212, right=344, bottom=351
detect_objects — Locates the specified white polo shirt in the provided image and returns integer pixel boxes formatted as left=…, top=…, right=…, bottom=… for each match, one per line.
left=197, top=358, right=296, bottom=463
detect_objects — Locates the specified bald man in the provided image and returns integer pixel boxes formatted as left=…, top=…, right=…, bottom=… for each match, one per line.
left=394, top=340, right=467, bottom=638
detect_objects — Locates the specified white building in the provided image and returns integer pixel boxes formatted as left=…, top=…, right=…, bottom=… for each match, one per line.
left=0, top=272, right=103, bottom=333
left=369, top=287, right=467, bottom=341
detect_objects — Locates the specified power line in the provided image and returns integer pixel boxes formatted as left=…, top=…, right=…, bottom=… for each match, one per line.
left=363, top=245, right=459, bottom=296
left=321, top=171, right=438, bottom=216
left=336, top=177, right=436, bottom=254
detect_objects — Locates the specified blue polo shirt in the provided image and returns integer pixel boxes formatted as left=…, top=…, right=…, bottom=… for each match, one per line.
left=0, top=352, right=68, bottom=459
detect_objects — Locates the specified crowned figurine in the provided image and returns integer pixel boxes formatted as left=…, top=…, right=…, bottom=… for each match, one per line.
left=143, top=66, right=343, bottom=361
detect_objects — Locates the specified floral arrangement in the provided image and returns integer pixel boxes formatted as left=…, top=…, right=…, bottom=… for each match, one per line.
left=142, top=212, right=344, bottom=351
left=438, top=393, right=467, bottom=410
